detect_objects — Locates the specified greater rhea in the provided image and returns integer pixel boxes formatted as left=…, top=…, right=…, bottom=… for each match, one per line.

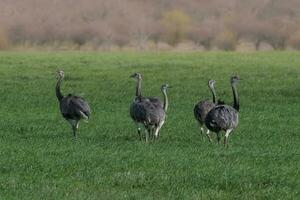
left=129, top=72, right=169, bottom=142
left=129, top=72, right=147, bottom=140
left=205, top=76, right=240, bottom=147
left=56, top=70, right=91, bottom=138
left=194, top=79, right=217, bottom=142
left=143, top=84, right=170, bottom=141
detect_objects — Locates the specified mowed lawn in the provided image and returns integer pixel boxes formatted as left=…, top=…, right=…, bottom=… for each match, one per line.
left=0, top=51, right=299, bottom=199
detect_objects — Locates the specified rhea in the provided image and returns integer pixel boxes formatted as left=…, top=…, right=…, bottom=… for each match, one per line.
left=194, top=79, right=217, bottom=142
left=205, top=76, right=240, bottom=147
left=143, top=84, right=170, bottom=141
left=130, top=72, right=162, bottom=140
left=129, top=72, right=148, bottom=140
left=55, top=70, right=91, bottom=138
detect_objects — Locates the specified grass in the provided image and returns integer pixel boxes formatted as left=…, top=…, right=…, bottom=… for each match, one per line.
left=0, top=51, right=299, bottom=199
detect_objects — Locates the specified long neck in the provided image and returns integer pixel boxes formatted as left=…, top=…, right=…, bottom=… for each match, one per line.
left=232, top=83, right=239, bottom=111
left=162, top=90, right=168, bottom=112
left=56, top=76, right=64, bottom=101
left=135, top=78, right=142, bottom=97
left=209, top=85, right=217, bottom=104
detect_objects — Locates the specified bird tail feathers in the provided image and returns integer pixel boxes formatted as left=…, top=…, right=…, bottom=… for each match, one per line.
left=79, top=111, right=89, bottom=122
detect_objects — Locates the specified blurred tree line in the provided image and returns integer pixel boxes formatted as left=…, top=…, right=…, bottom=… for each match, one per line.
left=0, top=0, right=300, bottom=50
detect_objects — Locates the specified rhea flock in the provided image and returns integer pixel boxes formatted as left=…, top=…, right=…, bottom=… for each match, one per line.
left=56, top=70, right=91, bottom=138
left=205, top=75, right=240, bottom=147
left=194, top=79, right=217, bottom=142
left=129, top=73, right=169, bottom=142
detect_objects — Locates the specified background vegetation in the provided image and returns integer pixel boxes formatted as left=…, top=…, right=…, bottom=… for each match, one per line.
left=0, top=52, right=299, bottom=199
left=1, top=0, right=300, bottom=50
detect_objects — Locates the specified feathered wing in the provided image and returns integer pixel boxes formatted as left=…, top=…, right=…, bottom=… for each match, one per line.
left=194, top=100, right=215, bottom=124
left=130, top=99, right=148, bottom=123
left=205, top=105, right=238, bottom=132
left=71, top=96, right=90, bottom=119
left=130, top=96, right=165, bottom=127
left=143, top=101, right=165, bottom=126
left=148, top=96, right=163, bottom=108
left=60, top=95, right=91, bottom=120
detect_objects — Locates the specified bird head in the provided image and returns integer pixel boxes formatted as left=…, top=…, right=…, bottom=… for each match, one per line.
left=130, top=72, right=142, bottom=80
left=161, top=84, right=171, bottom=93
left=230, top=75, right=240, bottom=85
left=208, top=79, right=216, bottom=88
left=56, top=70, right=64, bottom=79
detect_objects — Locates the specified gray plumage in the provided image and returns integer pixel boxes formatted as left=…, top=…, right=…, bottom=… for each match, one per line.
left=129, top=72, right=169, bottom=142
left=194, top=79, right=217, bottom=141
left=205, top=75, right=240, bottom=147
left=143, top=84, right=169, bottom=140
left=194, top=101, right=215, bottom=124
left=56, top=70, right=90, bottom=138
left=205, top=105, right=238, bottom=133
left=129, top=73, right=148, bottom=140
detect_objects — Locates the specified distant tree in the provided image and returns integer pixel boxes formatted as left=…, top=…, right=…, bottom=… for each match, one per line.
left=0, top=27, right=9, bottom=49
left=188, top=19, right=219, bottom=50
left=214, top=29, right=238, bottom=51
left=8, top=25, right=25, bottom=43
left=131, top=16, right=153, bottom=50
left=1, top=0, right=300, bottom=50
left=263, top=17, right=297, bottom=50
left=234, top=20, right=269, bottom=50
left=96, top=22, right=113, bottom=51
left=149, top=23, right=164, bottom=51
left=162, top=9, right=191, bottom=46
left=111, top=20, right=130, bottom=49
left=288, top=30, right=300, bottom=50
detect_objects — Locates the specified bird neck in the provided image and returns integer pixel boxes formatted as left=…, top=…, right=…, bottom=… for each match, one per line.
left=56, top=76, right=64, bottom=101
left=232, top=83, right=239, bottom=111
left=162, top=90, right=168, bottom=112
left=209, top=85, right=217, bottom=104
left=135, top=78, right=142, bottom=97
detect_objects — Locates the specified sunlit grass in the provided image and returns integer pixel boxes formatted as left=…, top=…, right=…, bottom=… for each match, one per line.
left=0, top=51, right=299, bottom=199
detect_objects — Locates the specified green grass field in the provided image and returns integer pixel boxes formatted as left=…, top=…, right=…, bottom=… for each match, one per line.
left=0, top=51, right=299, bottom=199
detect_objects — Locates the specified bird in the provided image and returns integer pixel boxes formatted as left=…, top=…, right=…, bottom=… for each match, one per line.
left=194, top=79, right=217, bottom=142
left=129, top=73, right=169, bottom=142
left=129, top=72, right=148, bottom=140
left=205, top=75, right=240, bottom=147
left=143, top=84, right=170, bottom=141
left=55, top=70, right=91, bottom=139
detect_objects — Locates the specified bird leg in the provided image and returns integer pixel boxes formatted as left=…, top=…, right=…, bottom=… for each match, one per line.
left=151, top=128, right=155, bottom=141
left=72, top=125, right=77, bottom=139
left=67, top=120, right=77, bottom=139
left=76, top=121, right=79, bottom=129
left=153, top=127, right=160, bottom=141
left=216, top=132, right=221, bottom=144
left=206, top=129, right=212, bottom=142
left=198, top=124, right=205, bottom=141
left=145, top=129, right=149, bottom=143
left=137, top=128, right=142, bottom=141
left=153, top=128, right=159, bottom=140
left=148, top=128, right=152, bottom=141
left=154, top=121, right=164, bottom=140
left=135, top=123, right=142, bottom=141
left=224, top=129, right=233, bottom=148
left=200, top=126, right=204, bottom=136
left=72, top=121, right=79, bottom=139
